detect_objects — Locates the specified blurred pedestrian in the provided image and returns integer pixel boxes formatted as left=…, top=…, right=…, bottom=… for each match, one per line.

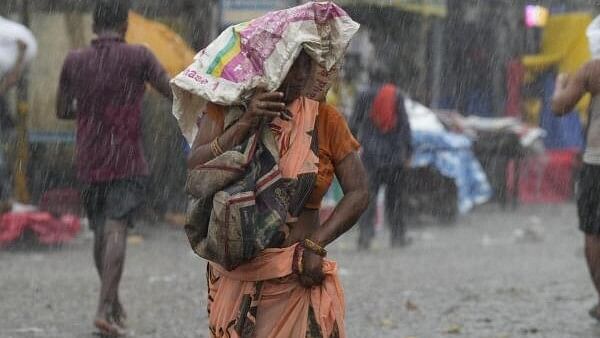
left=56, top=0, right=172, bottom=335
left=0, top=39, right=27, bottom=206
left=351, top=68, right=413, bottom=249
left=0, top=39, right=27, bottom=94
left=552, top=63, right=600, bottom=321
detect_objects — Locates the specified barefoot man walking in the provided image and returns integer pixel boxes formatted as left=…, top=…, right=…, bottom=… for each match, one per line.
left=56, top=1, right=172, bottom=335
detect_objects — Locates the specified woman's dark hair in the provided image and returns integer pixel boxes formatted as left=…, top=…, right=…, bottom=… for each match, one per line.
left=93, top=0, right=131, bottom=32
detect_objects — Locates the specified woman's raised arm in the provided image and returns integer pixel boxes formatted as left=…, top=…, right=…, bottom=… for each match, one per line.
left=187, top=91, right=288, bottom=169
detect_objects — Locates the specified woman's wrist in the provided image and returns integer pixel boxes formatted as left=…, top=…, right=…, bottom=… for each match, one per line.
left=237, top=117, right=255, bottom=128
left=236, top=114, right=258, bottom=132
left=302, top=238, right=327, bottom=257
left=308, top=230, right=329, bottom=248
left=238, top=106, right=259, bottom=127
left=209, top=137, right=225, bottom=157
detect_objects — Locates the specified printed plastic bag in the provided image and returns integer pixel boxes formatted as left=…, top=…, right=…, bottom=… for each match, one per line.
left=171, top=1, right=359, bottom=144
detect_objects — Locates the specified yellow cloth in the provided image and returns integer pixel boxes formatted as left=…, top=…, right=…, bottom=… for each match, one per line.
left=125, top=11, right=195, bottom=77
left=522, top=13, right=592, bottom=113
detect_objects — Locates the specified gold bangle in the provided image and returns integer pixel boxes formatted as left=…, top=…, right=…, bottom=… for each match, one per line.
left=209, top=140, right=218, bottom=157
left=210, top=138, right=224, bottom=158
left=214, top=137, right=224, bottom=154
left=303, top=238, right=327, bottom=257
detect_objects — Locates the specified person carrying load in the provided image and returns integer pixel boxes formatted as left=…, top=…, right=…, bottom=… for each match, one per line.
left=171, top=2, right=369, bottom=337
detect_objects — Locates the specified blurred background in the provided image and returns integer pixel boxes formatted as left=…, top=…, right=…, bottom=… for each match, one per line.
left=0, top=0, right=596, bottom=220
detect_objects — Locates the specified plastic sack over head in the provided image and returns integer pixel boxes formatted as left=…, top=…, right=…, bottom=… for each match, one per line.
left=170, top=1, right=360, bottom=144
left=588, top=15, right=600, bottom=59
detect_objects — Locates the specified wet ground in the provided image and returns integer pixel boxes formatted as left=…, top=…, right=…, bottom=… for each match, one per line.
left=1, top=203, right=599, bottom=338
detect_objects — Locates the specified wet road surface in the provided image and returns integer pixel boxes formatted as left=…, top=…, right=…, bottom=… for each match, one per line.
left=1, top=203, right=598, bottom=338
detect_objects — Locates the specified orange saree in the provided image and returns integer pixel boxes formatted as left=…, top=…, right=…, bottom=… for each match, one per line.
left=203, top=100, right=357, bottom=338
left=207, top=244, right=345, bottom=338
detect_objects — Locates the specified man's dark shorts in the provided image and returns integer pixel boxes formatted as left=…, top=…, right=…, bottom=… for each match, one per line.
left=578, top=164, right=600, bottom=235
left=83, top=177, right=146, bottom=231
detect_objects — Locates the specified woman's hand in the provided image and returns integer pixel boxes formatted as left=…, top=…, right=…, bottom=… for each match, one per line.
left=241, top=90, right=291, bottom=124
left=298, top=249, right=325, bottom=288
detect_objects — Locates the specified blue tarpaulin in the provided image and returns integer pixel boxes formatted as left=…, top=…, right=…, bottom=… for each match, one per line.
left=411, top=131, right=492, bottom=213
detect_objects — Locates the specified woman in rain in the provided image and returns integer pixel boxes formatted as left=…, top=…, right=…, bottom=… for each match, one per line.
left=174, top=3, right=368, bottom=337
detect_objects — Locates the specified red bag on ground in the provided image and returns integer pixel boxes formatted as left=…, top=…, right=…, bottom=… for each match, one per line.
left=0, top=211, right=81, bottom=246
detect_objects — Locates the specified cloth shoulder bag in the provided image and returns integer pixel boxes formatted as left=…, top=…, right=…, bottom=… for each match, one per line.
left=184, top=118, right=318, bottom=270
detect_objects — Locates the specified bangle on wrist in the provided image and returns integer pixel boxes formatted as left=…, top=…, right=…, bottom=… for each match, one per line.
left=302, top=238, right=327, bottom=257
left=215, top=137, right=225, bottom=154
left=210, top=137, right=224, bottom=157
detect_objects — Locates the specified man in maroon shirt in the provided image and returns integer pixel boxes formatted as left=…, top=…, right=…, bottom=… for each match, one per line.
left=56, top=1, right=172, bottom=335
